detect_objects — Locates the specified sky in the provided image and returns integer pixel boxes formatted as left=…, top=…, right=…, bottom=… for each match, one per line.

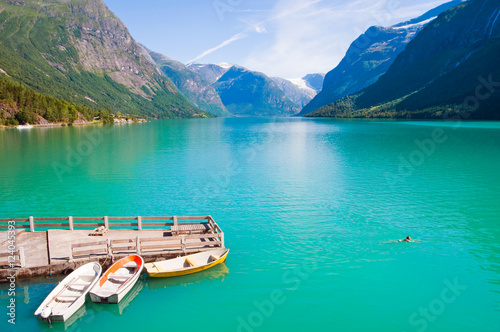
left=104, top=0, right=452, bottom=79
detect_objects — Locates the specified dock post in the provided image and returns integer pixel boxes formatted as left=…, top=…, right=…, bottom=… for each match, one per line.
left=136, top=236, right=141, bottom=254
left=68, top=244, right=73, bottom=262
left=173, top=216, right=178, bottom=227
left=181, top=235, right=185, bottom=253
left=104, top=216, right=109, bottom=229
left=19, top=247, right=26, bottom=268
left=107, top=238, right=112, bottom=257
left=137, top=216, right=142, bottom=230
left=221, top=232, right=225, bottom=248
left=46, top=231, right=51, bottom=265
left=68, top=216, right=74, bottom=230
left=29, top=216, right=34, bottom=232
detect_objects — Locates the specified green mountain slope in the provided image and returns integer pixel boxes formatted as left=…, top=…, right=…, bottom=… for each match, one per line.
left=143, top=48, right=231, bottom=117
left=0, top=0, right=209, bottom=119
left=0, top=76, right=112, bottom=126
left=307, top=0, right=500, bottom=120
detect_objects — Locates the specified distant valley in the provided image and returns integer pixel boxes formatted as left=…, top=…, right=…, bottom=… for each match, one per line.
left=188, top=63, right=324, bottom=115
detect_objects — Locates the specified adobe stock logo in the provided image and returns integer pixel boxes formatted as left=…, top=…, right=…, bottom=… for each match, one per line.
left=406, top=278, right=467, bottom=332
left=236, top=237, right=336, bottom=332
left=385, top=128, right=448, bottom=186
left=463, top=74, right=500, bottom=114
left=385, top=73, right=500, bottom=187
left=213, top=0, right=244, bottom=21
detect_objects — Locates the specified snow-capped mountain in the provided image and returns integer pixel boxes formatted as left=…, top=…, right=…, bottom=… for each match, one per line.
left=299, top=0, right=464, bottom=116
left=187, top=63, right=233, bottom=84
left=306, top=0, right=500, bottom=119
left=272, top=74, right=325, bottom=108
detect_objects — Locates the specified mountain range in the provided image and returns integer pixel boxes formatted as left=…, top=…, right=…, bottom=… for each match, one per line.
left=306, top=0, right=500, bottom=120
left=143, top=47, right=231, bottom=117
left=299, top=0, right=464, bottom=116
left=1, top=0, right=498, bottom=123
left=189, top=63, right=323, bottom=116
left=213, top=65, right=300, bottom=116
left=0, top=0, right=210, bottom=120
left=0, top=0, right=322, bottom=123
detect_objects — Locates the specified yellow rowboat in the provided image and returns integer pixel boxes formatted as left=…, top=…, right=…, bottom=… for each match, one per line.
left=145, top=248, right=229, bottom=278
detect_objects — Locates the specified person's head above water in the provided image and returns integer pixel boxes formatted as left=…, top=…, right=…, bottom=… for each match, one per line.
left=402, top=236, right=413, bottom=242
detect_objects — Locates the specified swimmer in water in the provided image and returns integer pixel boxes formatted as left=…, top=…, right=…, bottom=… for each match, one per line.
left=388, top=236, right=417, bottom=243
left=399, top=236, right=413, bottom=242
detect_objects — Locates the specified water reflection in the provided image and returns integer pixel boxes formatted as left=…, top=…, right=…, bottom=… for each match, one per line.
left=146, top=263, right=229, bottom=290
left=36, top=305, right=87, bottom=331
left=89, top=279, right=144, bottom=317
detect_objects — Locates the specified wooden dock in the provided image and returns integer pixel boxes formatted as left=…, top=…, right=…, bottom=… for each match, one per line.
left=0, top=216, right=224, bottom=281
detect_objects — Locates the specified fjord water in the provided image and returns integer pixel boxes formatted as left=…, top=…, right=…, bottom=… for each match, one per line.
left=1, top=118, right=499, bottom=332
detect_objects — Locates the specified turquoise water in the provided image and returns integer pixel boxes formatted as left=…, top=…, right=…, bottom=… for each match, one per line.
left=1, top=118, right=500, bottom=332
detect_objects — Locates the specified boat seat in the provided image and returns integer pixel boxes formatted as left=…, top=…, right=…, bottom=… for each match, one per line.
left=209, top=255, right=219, bottom=262
left=108, top=274, right=130, bottom=283
left=55, top=295, right=78, bottom=303
left=123, top=262, right=137, bottom=269
left=185, top=256, right=199, bottom=267
left=94, top=289, right=114, bottom=297
left=66, top=281, right=88, bottom=287
left=152, top=263, right=164, bottom=272
left=65, top=284, right=87, bottom=291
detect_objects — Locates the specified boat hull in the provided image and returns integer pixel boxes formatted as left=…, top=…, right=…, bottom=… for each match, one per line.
left=89, top=279, right=134, bottom=304
left=35, top=301, right=82, bottom=322
left=146, top=249, right=229, bottom=278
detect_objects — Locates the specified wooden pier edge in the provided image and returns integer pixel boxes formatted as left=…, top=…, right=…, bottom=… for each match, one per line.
left=0, top=215, right=226, bottom=282
left=0, top=215, right=223, bottom=231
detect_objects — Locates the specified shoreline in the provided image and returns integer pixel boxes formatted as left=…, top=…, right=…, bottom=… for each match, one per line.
left=0, top=119, right=147, bottom=129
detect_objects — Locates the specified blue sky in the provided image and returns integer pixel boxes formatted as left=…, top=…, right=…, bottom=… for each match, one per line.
left=104, top=0, right=452, bottom=79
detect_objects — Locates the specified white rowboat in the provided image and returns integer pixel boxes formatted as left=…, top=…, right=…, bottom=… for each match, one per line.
left=90, top=255, right=144, bottom=304
left=34, top=262, right=101, bottom=322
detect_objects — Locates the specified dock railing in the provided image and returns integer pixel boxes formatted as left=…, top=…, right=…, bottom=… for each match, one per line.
left=0, top=216, right=223, bottom=233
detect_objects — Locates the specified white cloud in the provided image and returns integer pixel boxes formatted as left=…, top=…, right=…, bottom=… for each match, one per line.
left=189, top=0, right=321, bottom=65
left=255, top=25, right=267, bottom=34
left=189, top=0, right=452, bottom=77
left=188, top=32, right=248, bottom=64
left=241, top=0, right=450, bottom=78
